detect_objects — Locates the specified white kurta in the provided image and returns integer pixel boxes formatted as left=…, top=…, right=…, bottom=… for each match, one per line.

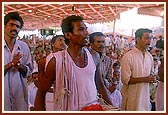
left=121, top=47, right=153, bottom=111
left=28, top=83, right=38, bottom=110
left=109, top=89, right=122, bottom=108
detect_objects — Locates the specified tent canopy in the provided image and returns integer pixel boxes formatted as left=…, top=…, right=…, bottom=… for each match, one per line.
left=3, top=2, right=164, bottom=30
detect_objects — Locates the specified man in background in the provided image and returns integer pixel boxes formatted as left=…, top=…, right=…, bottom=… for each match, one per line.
left=121, top=28, right=156, bottom=111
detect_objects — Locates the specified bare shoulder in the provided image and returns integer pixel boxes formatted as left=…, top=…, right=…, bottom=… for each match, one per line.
left=38, top=57, right=46, bottom=78
left=45, top=57, right=56, bottom=74
left=46, top=57, right=56, bottom=68
left=45, top=57, right=56, bottom=82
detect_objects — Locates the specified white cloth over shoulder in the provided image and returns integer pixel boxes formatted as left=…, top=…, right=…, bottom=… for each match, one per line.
left=45, top=53, right=54, bottom=71
left=50, top=48, right=98, bottom=111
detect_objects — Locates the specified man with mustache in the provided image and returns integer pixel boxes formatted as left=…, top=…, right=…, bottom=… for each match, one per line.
left=120, top=28, right=156, bottom=111
left=4, top=12, right=33, bottom=111
left=89, top=32, right=113, bottom=90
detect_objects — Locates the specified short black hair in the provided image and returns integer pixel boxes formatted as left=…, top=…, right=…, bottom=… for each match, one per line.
left=89, top=32, right=105, bottom=43
left=135, top=28, right=152, bottom=39
left=4, top=12, right=24, bottom=29
left=50, top=35, right=65, bottom=44
left=61, top=15, right=84, bottom=45
left=61, top=15, right=84, bottom=35
left=50, top=35, right=65, bottom=50
left=113, top=62, right=120, bottom=68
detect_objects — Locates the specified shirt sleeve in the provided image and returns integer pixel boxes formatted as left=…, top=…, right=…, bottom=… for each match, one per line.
left=120, top=54, right=132, bottom=85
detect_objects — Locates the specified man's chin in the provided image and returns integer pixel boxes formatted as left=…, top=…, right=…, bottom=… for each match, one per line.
left=10, top=35, right=17, bottom=38
left=11, top=36, right=17, bottom=39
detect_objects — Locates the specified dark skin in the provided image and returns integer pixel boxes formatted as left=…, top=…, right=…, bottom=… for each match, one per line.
left=34, top=21, right=112, bottom=110
left=37, top=36, right=66, bottom=93
left=4, top=19, right=27, bottom=76
left=38, top=57, right=46, bottom=82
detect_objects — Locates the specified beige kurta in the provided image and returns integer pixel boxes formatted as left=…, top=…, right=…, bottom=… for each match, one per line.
left=121, top=47, right=154, bottom=111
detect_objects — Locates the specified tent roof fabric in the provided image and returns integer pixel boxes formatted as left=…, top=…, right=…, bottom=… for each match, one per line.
left=3, top=3, right=164, bottom=30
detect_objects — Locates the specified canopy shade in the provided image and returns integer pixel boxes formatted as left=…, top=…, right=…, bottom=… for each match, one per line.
left=3, top=2, right=164, bottom=30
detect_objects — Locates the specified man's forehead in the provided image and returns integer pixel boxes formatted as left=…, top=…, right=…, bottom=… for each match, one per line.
left=73, top=21, right=86, bottom=27
left=8, top=19, right=20, bottom=24
left=57, top=36, right=65, bottom=40
left=143, top=32, right=153, bottom=37
left=94, top=36, right=105, bottom=41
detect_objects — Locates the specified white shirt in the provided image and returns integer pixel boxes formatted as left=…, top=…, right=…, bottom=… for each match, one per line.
left=121, top=47, right=154, bottom=111
left=109, top=89, right=122, bottom=108
left=28, top=82, right=38, bottom=110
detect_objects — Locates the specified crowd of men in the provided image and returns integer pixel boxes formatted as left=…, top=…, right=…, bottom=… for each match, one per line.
left=4, top=12, right=164, bottom=111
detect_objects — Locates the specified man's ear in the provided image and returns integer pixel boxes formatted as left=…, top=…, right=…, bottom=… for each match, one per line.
left=65, top=32, right=72, bottom=40
left=136, top=38, right=140, bottom=43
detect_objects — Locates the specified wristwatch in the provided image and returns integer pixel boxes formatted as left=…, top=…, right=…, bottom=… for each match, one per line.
left=17, top=63, right=21, bottom=66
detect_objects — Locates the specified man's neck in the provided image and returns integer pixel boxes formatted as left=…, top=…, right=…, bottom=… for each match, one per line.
left=5, top=36, right=16, bottom=51
left=67, top=47, right=83, bottom=58
left=135, top=45, right=147, bottom=57
left=135, top=45, right=146, bottom=52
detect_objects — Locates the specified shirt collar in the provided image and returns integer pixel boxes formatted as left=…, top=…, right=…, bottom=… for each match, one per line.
left=4, top=40, right=7, bottom=47
left=134, top=47, right=148, bottom=53
left=4, top=39, right=21, bottom=50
